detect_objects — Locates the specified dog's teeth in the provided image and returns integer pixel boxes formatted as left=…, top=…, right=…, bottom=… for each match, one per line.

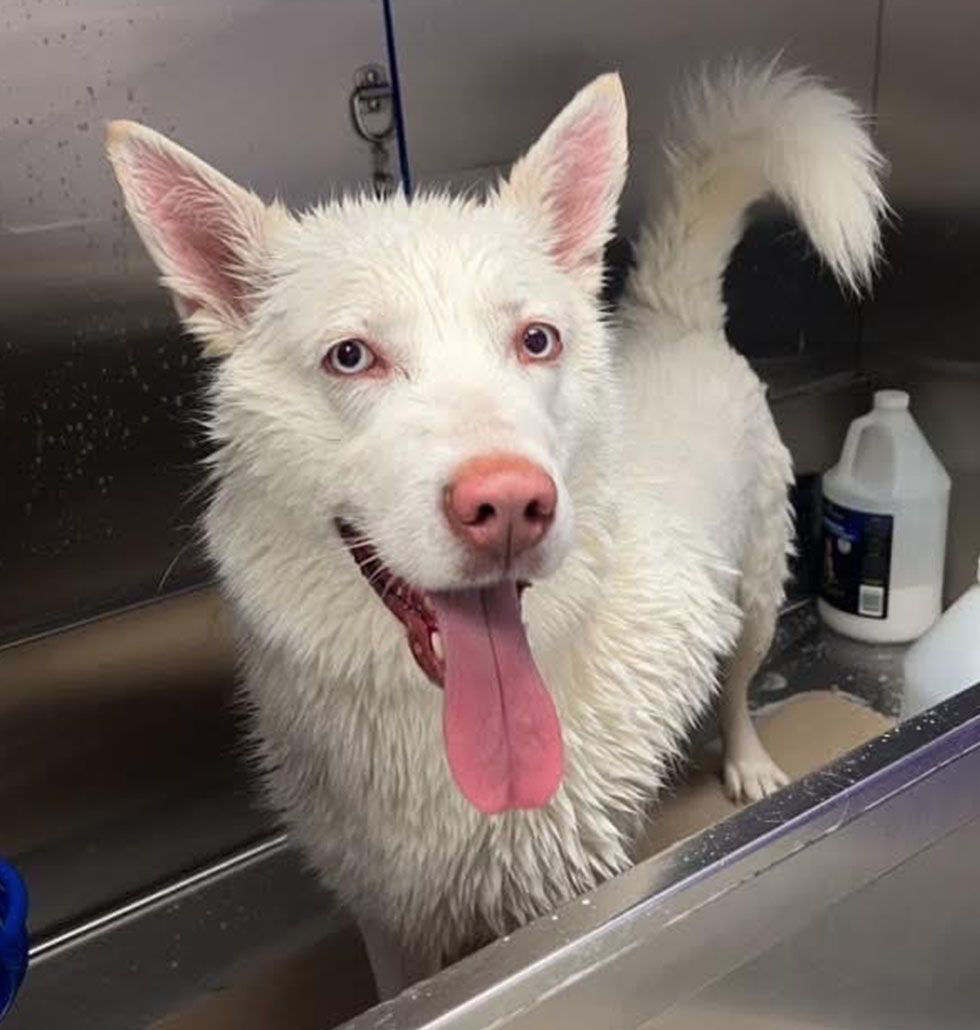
left=430, top=631, right=444, bottom=661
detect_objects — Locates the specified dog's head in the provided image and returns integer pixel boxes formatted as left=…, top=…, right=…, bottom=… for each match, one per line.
left=107, top=75, right=628, bottom=814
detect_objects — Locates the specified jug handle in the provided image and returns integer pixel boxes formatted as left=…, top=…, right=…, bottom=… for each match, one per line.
left=837, top=413, right=874, bottom=481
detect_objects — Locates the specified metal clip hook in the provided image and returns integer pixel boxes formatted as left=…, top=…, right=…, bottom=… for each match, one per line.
left=350, top=65, right=394, bottom=145
left=349, top=65, right=396, bottom=198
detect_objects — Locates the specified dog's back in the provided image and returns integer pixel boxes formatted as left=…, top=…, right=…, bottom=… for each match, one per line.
left=617, top=63, right=883, bottom=564
left=617, top=62, right=885, bottom=801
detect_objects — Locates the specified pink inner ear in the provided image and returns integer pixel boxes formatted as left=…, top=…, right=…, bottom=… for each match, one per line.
left=548, top=108, right=617, bottom=268
left=129, top=140, right=250, bottom=317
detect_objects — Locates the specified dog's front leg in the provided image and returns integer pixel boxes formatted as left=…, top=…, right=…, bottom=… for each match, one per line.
left=357, top=915, right=441, bottom=1002
left=719, top=609, right=790, bottom=803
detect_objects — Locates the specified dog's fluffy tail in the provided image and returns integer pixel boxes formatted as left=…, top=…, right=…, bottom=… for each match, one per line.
left=626, top=62, right=887, bottom=334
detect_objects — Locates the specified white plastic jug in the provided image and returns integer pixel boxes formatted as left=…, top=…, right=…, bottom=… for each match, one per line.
left=818, top=389, right=950, bottom=643
left=902, top=557, right=980, bottom=719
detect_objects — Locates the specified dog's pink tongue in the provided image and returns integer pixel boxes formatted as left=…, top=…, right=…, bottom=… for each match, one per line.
left=432, top=583, right=563, bottom=814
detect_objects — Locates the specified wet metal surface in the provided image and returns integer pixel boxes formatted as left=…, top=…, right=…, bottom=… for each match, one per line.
left=5, top=843, right=375, bottom=1030
left=753, top=601, right=907, bottom=717
left=2, top=0, right=876, bottom=646
left=0, top=0, right=391, bottom=644
left=9, top=599, right=967, bottom=1030
left=340, top=684, right=980, bottom=1030
left=0, top=589, right=272, bottom=941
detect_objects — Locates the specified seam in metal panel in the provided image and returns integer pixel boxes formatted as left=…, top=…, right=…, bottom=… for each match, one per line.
left=383, top=0, right=413, bottom=195
left=29, top=833, right=289, bottom=962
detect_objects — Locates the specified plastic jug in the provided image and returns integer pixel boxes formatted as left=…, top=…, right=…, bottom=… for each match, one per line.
left=902, top=556, right=980, bottom=719
left=818, top=389, right=950, bottom=643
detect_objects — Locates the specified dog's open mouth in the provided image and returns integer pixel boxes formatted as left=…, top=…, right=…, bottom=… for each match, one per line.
left=336, top=519, right=445, bottom=686
left=336, top=519, right=563, bottom=814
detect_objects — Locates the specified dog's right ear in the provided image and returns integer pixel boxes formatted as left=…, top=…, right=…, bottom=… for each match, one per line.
left=106, top=121, right=276, bottom=356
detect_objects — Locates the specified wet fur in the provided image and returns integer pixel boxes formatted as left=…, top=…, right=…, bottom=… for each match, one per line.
left=107, top=63, right=884, bottom=995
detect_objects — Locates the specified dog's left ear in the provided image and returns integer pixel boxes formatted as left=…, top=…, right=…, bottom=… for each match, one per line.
left=500, top=73, right=628, bottom=294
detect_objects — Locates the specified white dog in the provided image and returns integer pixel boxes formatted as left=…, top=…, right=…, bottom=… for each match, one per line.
left=107, top=63, right=883, bottom=996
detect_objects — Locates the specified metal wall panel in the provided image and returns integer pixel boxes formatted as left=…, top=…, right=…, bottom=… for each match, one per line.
left=864, top=0, right=980, bottom=602
left=388, top=0, right=880, bottom=437
left=0, top=0, right=392, bottom=642
left=390, top=0, right=879, bottom=228
left=2, top=0, right=886, bottom=641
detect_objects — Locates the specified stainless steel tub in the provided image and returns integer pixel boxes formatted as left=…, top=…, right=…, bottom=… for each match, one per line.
left=8, top=607, right=979, bottom=1029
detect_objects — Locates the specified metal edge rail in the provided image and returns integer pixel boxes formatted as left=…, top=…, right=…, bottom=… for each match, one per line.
left=28, top=833, right=288, bottom=963
left=340, top=684, right=980, bottom=1030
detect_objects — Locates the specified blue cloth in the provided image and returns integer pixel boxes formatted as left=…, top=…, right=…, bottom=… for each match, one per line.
left=0, top=861, right=28, bottom=1022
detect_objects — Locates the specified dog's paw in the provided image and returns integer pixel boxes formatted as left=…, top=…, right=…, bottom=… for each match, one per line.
left=723, top=752, right=790, bottom=804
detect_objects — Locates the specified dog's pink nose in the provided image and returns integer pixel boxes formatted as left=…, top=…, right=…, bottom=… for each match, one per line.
left=446, top=455, right=557, bottom=561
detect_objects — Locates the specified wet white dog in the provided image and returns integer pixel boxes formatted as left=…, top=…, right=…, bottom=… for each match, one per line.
left=107, top=62, right=883, bottom=996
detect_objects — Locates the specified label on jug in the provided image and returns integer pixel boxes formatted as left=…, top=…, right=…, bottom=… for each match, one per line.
left=820, top=499, right=893, bottom=619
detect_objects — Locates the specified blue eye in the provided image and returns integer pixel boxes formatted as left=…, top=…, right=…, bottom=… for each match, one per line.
left=324, top=339, right=376, bottom=375
left=520, top=323, right=562, bottom=361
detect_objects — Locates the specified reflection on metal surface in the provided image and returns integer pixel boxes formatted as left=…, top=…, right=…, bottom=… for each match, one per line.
left=865, top=0, right=980, bottom=601
left=0, top=0, right=392, bottom=643
left=0, top=588, right=273, bottom=938
left=654, top=816, right=980, bottom=1029
left=28, top=834, right=288, bottom=963
left=4, top=844, right=374, bottom=1030
left=340, top=685, right=980, bottom=1030
left=0, top=595, right=924, bottom=1030
left=13, top=672, right=977, bottom=1029
left=389, top=0, right=879, bottom=224
left=752, top=601, right=907, bottom=717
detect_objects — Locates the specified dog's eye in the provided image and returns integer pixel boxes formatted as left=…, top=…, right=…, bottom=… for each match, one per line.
left=324, top=339, right=376, bottom=376
left=520, top=323, right=562, bottom=363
